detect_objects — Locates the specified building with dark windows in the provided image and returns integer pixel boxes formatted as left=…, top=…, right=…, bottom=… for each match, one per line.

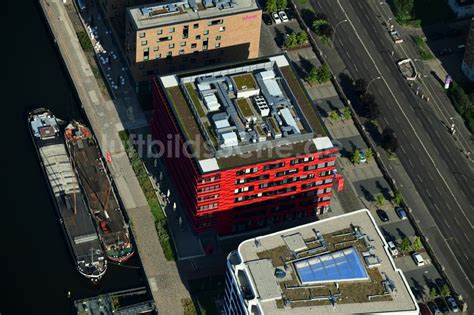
left=150, top=55, right=342, bottom=235
left=125, top=0, right=261, bottom=87
left=462, top=17, right=474, bottom=81
left=224, top=209, right=419, bottom=314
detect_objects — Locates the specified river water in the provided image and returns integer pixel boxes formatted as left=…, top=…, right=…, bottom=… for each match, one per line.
left=2, top=1, right=144, bottom=314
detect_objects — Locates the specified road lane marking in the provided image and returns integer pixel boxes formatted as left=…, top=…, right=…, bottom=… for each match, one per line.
left=336, top=1, right=473, bottom=229
left=416, top=174, right=423, bottom=183
left=335, top=0, right=474, bottom=286
left=465, top=233, right=471, bottom=242
left=408, top=159, right=414, bottom=167
left=454, top=216, right=461, bottom=227
left=425, top=188, right=431, bottom=198
left=400, top=145, right=406, bottom=154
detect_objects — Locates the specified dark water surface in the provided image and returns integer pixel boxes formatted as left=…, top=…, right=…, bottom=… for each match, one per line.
left=2, top=1, right=144, bottom=314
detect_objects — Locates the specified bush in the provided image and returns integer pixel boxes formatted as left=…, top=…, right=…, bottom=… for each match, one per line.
left=393, top=190, right=402, bottom=206
left=306, top=64, right=331, bottom=85
left=447, top=82, right=474, bottom=133
left=119, top=130, right=176, bottom=261
left=382, top=127, right=399, bottom=153
left=77, top=31, right=93, bottom=52
left=351, top=149, right=361, bottom=164
left=414, top=36, right=433, bottom=60
left=329, top=111, right=339, bottom=122
left=399, top=237, right=412, bottom=252
left=343, top=106, right=352, bottom=120
left=375, top=194, right=385, bottom=207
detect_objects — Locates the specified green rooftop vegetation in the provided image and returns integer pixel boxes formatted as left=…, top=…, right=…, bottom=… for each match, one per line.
left=233, top=73, right=258, bottom=90
left=236, top=98, right=254, bottom=118
left=185, top=83, right=206, bottom=118
left=280, top=66, right=326, bottom=136
left=203, top=121, right=218, bottom=148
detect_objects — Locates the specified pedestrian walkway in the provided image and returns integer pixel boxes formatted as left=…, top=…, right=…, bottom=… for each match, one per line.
left=39, top=0, right=191, bottom=313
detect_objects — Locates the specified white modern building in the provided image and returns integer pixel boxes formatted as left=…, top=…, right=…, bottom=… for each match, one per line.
left=224, top=209, right=419, bottom=315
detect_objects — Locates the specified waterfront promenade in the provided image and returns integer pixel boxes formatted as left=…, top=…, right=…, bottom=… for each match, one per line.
left=39, top=0, right=191, bottom=313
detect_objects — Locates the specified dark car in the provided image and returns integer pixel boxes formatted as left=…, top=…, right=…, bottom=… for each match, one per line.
left=435, top=297, right=449, bottom=313
left=262, top=13, right=272, bottom=26
left=395, top=207, right=407, bottom=219
left=427, top=301, right=441, bottom=315
left=418, top=303, right=432, bottom=315
left=446, top=296, right=460, bottom=312
left=376, top=209, right=389, bottom=222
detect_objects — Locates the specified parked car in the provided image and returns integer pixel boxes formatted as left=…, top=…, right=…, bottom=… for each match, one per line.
left=411, top=252, right=425, bottom=266
left=262, top=13, right=273, bottom=26
left=427, top=301, right=441, bottom=315
left=446, top=296, right=460, bottom=312
left=279, top=11, right=289, bottom=23
left=387, top=241, right=399, bottom=256
left=395, top=207, right=407, bottom=219
left=418, top=303, right=432, bottom=315
left=435, top=297, right=449, bottom=313
left=272, top=12, right=282, bottom=24
left=376, top=209, right=389, bottom=222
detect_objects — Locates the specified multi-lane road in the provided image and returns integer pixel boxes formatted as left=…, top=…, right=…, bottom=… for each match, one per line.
left=309, top=0, right=474, bottom=302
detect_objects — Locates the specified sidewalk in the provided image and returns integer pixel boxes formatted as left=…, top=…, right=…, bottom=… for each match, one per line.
left=39, top=0, right=191, bottom=313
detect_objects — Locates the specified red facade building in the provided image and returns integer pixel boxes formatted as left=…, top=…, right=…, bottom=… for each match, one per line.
left=150, top=55, right=339, bottom=235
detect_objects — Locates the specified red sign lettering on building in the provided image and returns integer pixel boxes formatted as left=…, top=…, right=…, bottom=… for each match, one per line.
left=242, top=14, right=257, bottom=20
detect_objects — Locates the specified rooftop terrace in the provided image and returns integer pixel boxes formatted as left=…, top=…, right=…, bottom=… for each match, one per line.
left=228, top=209, right=418, bottom=314
left=159, top=55, right=329, bottom=172
left=128, top=0, right=259, bottom=29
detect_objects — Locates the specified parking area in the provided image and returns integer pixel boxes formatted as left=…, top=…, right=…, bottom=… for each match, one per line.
left=259, top=12, right=303, bottom=56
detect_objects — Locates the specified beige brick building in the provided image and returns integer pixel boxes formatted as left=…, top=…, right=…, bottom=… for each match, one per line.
left=125, top=0, right=262, bottom=86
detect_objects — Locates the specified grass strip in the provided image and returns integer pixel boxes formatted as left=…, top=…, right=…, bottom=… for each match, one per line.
left=119, top=130, right=176, bottom=261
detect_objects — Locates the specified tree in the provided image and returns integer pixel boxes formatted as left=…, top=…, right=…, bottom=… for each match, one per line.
left=448, top=82, right=471, bottom=115
left=354, top=78, right=367, bottom=95
left=315, top=63, right=331, bottom=83
left=284, top=32, right=298, bottom=49
left=276, top=0, right=287, bottom=11
left=265, top=0, right=277, bottom=13
left=393, top=190, right=402, bottom=206
left=399, top=237, right=412, bottom=252
left=296, top=31, right=308, bottom=46
left=375, top=194, right=385, bottom=207
left=329, top=111, right=339, bottom=122
left=343, top=106, right=352, bottom=120
left=412, top=236, right=422, bottom=251
left=352, top=149, right=361, bottom=164
left=383, top=128, right=400, bottom=153
left=318, top=23, right=333, bottom=38
left=306, top=66, right=318, bottom=85
left=360, top=93, right=380, bottom=120
left=315, top=13, right=328, bottom=21
left=429, top=287, right=438, bottom=300
left=392, top=0, right=414, bottom=21
left=441, top=284, right=451, bottom=298
left=365, top=148, right=374, bottom=161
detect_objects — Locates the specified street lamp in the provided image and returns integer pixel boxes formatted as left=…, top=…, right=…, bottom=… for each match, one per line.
left=367, top=76, right=382, bottom=90
left=331, top=19, right=348, bottom=47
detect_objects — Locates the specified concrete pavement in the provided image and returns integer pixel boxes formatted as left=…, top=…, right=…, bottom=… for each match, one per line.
left=40, top=0, right=192, bottom=313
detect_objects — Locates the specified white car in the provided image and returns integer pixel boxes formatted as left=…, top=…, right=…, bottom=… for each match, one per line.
left=279, top=11, right=289, bottom=23
left=272, top=12, right=282, bottom=24
left=412, top=252, right=425, bottom=266
left=387, top=241, right=399, bottom=256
